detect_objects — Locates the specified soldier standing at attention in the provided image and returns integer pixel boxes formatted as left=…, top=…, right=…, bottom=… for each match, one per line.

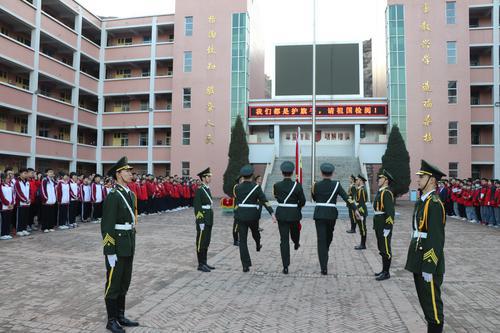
left=346, top=174, right=358, bottom=234
left=373, top=169, right=395, bottom=281
left=405, top=160, right=446, bottom=333
left=312, top=163, right=360, bottom=275
left=354, top=174, right=369, bottom=250
left=235, top=165, right=276, bottom=272
left=273, top=161, right=306, bottom=274
left=193, top=168, right=216, bottom=272
left=101, top=157, right=139, bottom=333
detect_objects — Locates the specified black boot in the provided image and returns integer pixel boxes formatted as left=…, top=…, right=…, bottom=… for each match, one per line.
left=428, top=322, right=444, bottom=333
left=117, top=296, right=139, bottom=327
left=354, top=236, right=366, bottom=250
left=376, top=257, right=391, bottom=281
left=197, top=251, right=210, bottom=272
left=105, top=298, right=125, bottom=333
left=204, top=249, right=215, bottom=270
left=256, top=243, right=262, bottom=252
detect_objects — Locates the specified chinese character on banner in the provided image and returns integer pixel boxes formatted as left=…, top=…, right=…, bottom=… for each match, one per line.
left=273, top=108, right=281, bottom=115
left=255, top=108, right=263, bottom=115
left=423, top=115, right=432, bottom=126
left=336, top=107, right=344, bottom=114
left=423, top=132, right=433, bottom=142
left=346, top=106, right=353, bottom=114
left=291, top=107, right=299, bottom=115
left=363, top=106, right=372, bottom=114
left=327, top=107, right=335, bottom=115
left=283, top=107, right=290, bottom=115
left=355, top=107, right=363, bottom=114
left=300, top=107, right=308, bottom=115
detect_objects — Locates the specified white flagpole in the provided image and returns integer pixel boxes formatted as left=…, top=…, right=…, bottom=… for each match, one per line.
left=311, top=0, right=317, bottom=186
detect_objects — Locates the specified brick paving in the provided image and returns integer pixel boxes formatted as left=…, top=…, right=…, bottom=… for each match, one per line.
left=0, top=202, right=499, bottom=332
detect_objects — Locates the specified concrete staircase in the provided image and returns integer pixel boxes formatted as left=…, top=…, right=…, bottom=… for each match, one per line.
left=264, top=156, right=371, bottom=218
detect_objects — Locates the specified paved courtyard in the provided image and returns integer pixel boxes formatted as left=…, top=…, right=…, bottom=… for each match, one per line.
left=0, top=201, right=499, bottom=332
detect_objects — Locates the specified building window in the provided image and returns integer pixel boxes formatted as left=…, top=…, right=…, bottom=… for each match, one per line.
left=472, top=165, right=480, bottom=180
left=183, top=51, right=192, bottom=72
left=113, top=133, right=128, bottom=146
left=0, top=113, right=6, bottom=130
left=0, top=70, right=7, bottom=83
left=113, top=100, right=130, bottom=112
left=15, top=76, right=29, bottom=90
left=59, top=91, right=71, bottom=103
left=447, top=41, right=457, bottom=64
left=182, top=124, right=190, bottom=145
left=448, top=121, right=458, bottom=144
left=182, top=161, right=190, bottom=177
left=165, top=129, right=171, bottom=146
left=141, top=67, right=150, bottom=77
left=115, top=69, right=131, bottom=78
left=16, top=35, right=31, bottom=47
left=143, top=35, right=151, bottom=44
left=117, top=37, right=132, bottom=45
left=471, top=127, right=480, bottom=145
left=0, top=26, right=9, bottom=36
left=185, top=16, right=193, bottom=36
left=446, top=2, right=456, bottom=25
left=58, top=127, right=70, bottom=141
left=38, top=122, right=49, bottom=137
left=139, top=132, right=148, bottom=146
left=448, top=81, right=457, bottom=104
left=140, top=99, right=149, bottom=111
left=449, top=162, right=458, bottom=178
left=183, top=88, right=191, bottom=108
left=14, top=117, right=28, bottom=134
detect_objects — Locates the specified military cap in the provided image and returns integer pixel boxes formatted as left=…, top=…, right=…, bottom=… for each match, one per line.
left=107, top=156, right=133, bottom=178
left=378, top=169, right=394, bottom=182
left=197, top=167, right=212, bottom=178
left=240, top=164, right=254, bottom=177
left=320, top=163, right=335, bottom=174
left=357, top=174, right=367, bottom=182
left=416, top=159, right=446, bottom=180
left=280, top=161, right=295, bottom=173
left=350, top=174, right=356, bottom=181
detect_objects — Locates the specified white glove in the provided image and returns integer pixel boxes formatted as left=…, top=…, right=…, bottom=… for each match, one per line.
left=199, top=223, right=205, bottom=231
left=383, top=229, right=391, bottom=238
left=107, top=254, right=117, bottom=268
left=422, top=272, right=433, bottom=282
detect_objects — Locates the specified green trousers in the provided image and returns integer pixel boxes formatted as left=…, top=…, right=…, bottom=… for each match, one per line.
left=196, top=223, right=212, bottom=252
left=413, top=273, right=444, bottom=326
left=356, top=216, right=367, bottom=237
left=314, top=219, right=336, bottom=271
left=104, top=256, right=133, bottom=300
left=374, top=227, right=392, bottom=260
left=347, top=207, right=356, bottom=231
left=238, top=220, right=261, bottom=268
left=277, top=220, right=300, bottom=268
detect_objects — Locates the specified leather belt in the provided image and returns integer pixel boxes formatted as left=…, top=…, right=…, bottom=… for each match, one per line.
left=374, top=211, right=385, bottom=215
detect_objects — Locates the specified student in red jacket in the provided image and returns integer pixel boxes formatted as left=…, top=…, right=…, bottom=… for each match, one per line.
left=485, top=179, right=496, bottom=226
left=138, top=179, right=148, bottom=215
left=493, top=180, right=500, bottom=227
left=164, top=177, right=173, bottom=211
left=79, top=176, right=92, bottom=222
left=472, top=182, right=482, bottom=223
left=27, top=168, right=39, bottom=231
left=56, top=172, right=71, bottom=230
left=14, top=168, right=31, bottom=236
left=0, top=172, right=15, bottom=240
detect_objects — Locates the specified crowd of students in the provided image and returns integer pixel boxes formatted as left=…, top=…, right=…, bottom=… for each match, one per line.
left=438, top=177, right=500, bottom=227
left=0, top=167, right=199, bottom=240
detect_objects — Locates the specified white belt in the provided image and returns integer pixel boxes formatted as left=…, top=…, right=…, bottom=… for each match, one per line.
left=412, top=231, right=427, bottom=239
left=277, top=203, right=298, bottom=207
left=374, top=211, right=385, bottom=215
left=238, top=204, right=260, bottom=208
left=115, top=223, right=134, bottom=230
left=201, top=205, right=212, bottom=210
left=315, top=203, right=336, bottom=207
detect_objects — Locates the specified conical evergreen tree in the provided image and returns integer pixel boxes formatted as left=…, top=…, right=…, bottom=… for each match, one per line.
left=223, top=115, right=249, bottom=196
left=381, top=125, right=411, bottom=197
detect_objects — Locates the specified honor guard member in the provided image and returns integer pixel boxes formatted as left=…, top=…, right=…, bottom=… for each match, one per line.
left=405, top=160, right=446, bottom=333
left=232, top=175, right=244, bottom=246
left=273, top=161, right=306, bottom=274
left=193, top=168, right=215, bottom=272
left=373, top=169, right=395, bottom=281
left=354, top=174, right=369, bottom=250
left=346, top=174, right=358, bottom=233
left=101, top=157, right=139, bottom=333
left=312, top=163, right=361, bottom=275
left=235, top=165, right=276, bottom=272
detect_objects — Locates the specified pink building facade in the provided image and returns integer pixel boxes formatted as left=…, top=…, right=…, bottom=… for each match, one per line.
left=0, top=0, right=263, bottom=196
left=386, top=0, right=498, bottom=181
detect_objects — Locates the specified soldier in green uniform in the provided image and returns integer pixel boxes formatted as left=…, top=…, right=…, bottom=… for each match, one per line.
left=232, top=176, right=244, bottom=246
left=312, top=163, right=361, bottom=275
left=354, top=174, right=369, bottom=250
left=273, top=161, right=306, bottom=274
left=193, top=168, right=215, bottom=272
left=373, top=169, right=395, bottom=281
left=234, top=165, right=276, bottom=272
left=101, top=156, right=139, bottom=333
left=346, top=175, right=358, bottom=234
left=405, top=160, right=446, bottom=333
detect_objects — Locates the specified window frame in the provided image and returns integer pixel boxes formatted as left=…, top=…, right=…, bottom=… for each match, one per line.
left=446, top=2, right=456, bottom=25
left=184, top=16, right=193, bottom=36
left=182, top=124, right=190, bottom=145
left=183, top=51, right=192, bottom=72
left=447, top=41, right=457, bottom=64
left=183, top=88, right=191, bottom=108
left=448, top=121, right=458, bottom=144
left=449, top=162, right=458, bottom=178
left=448, top=81, right=457, bottom=104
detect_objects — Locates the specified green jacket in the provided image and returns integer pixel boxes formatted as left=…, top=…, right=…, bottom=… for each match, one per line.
left=348, top=184, right=356, bottom=201
left=234, top=181, right=273, bottom=222
left=273, top=178, right=306, bottom=222
left=312, top=179, right=357, bottom=220
left=373, top=186, right=395, bottom=230
left=355, top=186, right=368, bottom=217
left=405, top=192, right=446, bottom=275
left=101, top=184, right=137, bottom=257
left=193, top=184, right=214, bottom=226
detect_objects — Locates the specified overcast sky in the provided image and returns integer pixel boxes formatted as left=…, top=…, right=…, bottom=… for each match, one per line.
left=77, top=0, right=386, bottom=74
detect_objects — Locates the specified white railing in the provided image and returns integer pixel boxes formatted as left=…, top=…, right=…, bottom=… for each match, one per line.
left=261, top=152, right=275, bottom=193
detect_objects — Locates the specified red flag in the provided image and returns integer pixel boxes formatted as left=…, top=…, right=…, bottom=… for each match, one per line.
left=295, top=127, right=303, bottom=183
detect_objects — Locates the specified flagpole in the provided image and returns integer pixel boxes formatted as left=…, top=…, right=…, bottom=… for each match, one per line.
left=311, top=0, right=317, bottom=187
